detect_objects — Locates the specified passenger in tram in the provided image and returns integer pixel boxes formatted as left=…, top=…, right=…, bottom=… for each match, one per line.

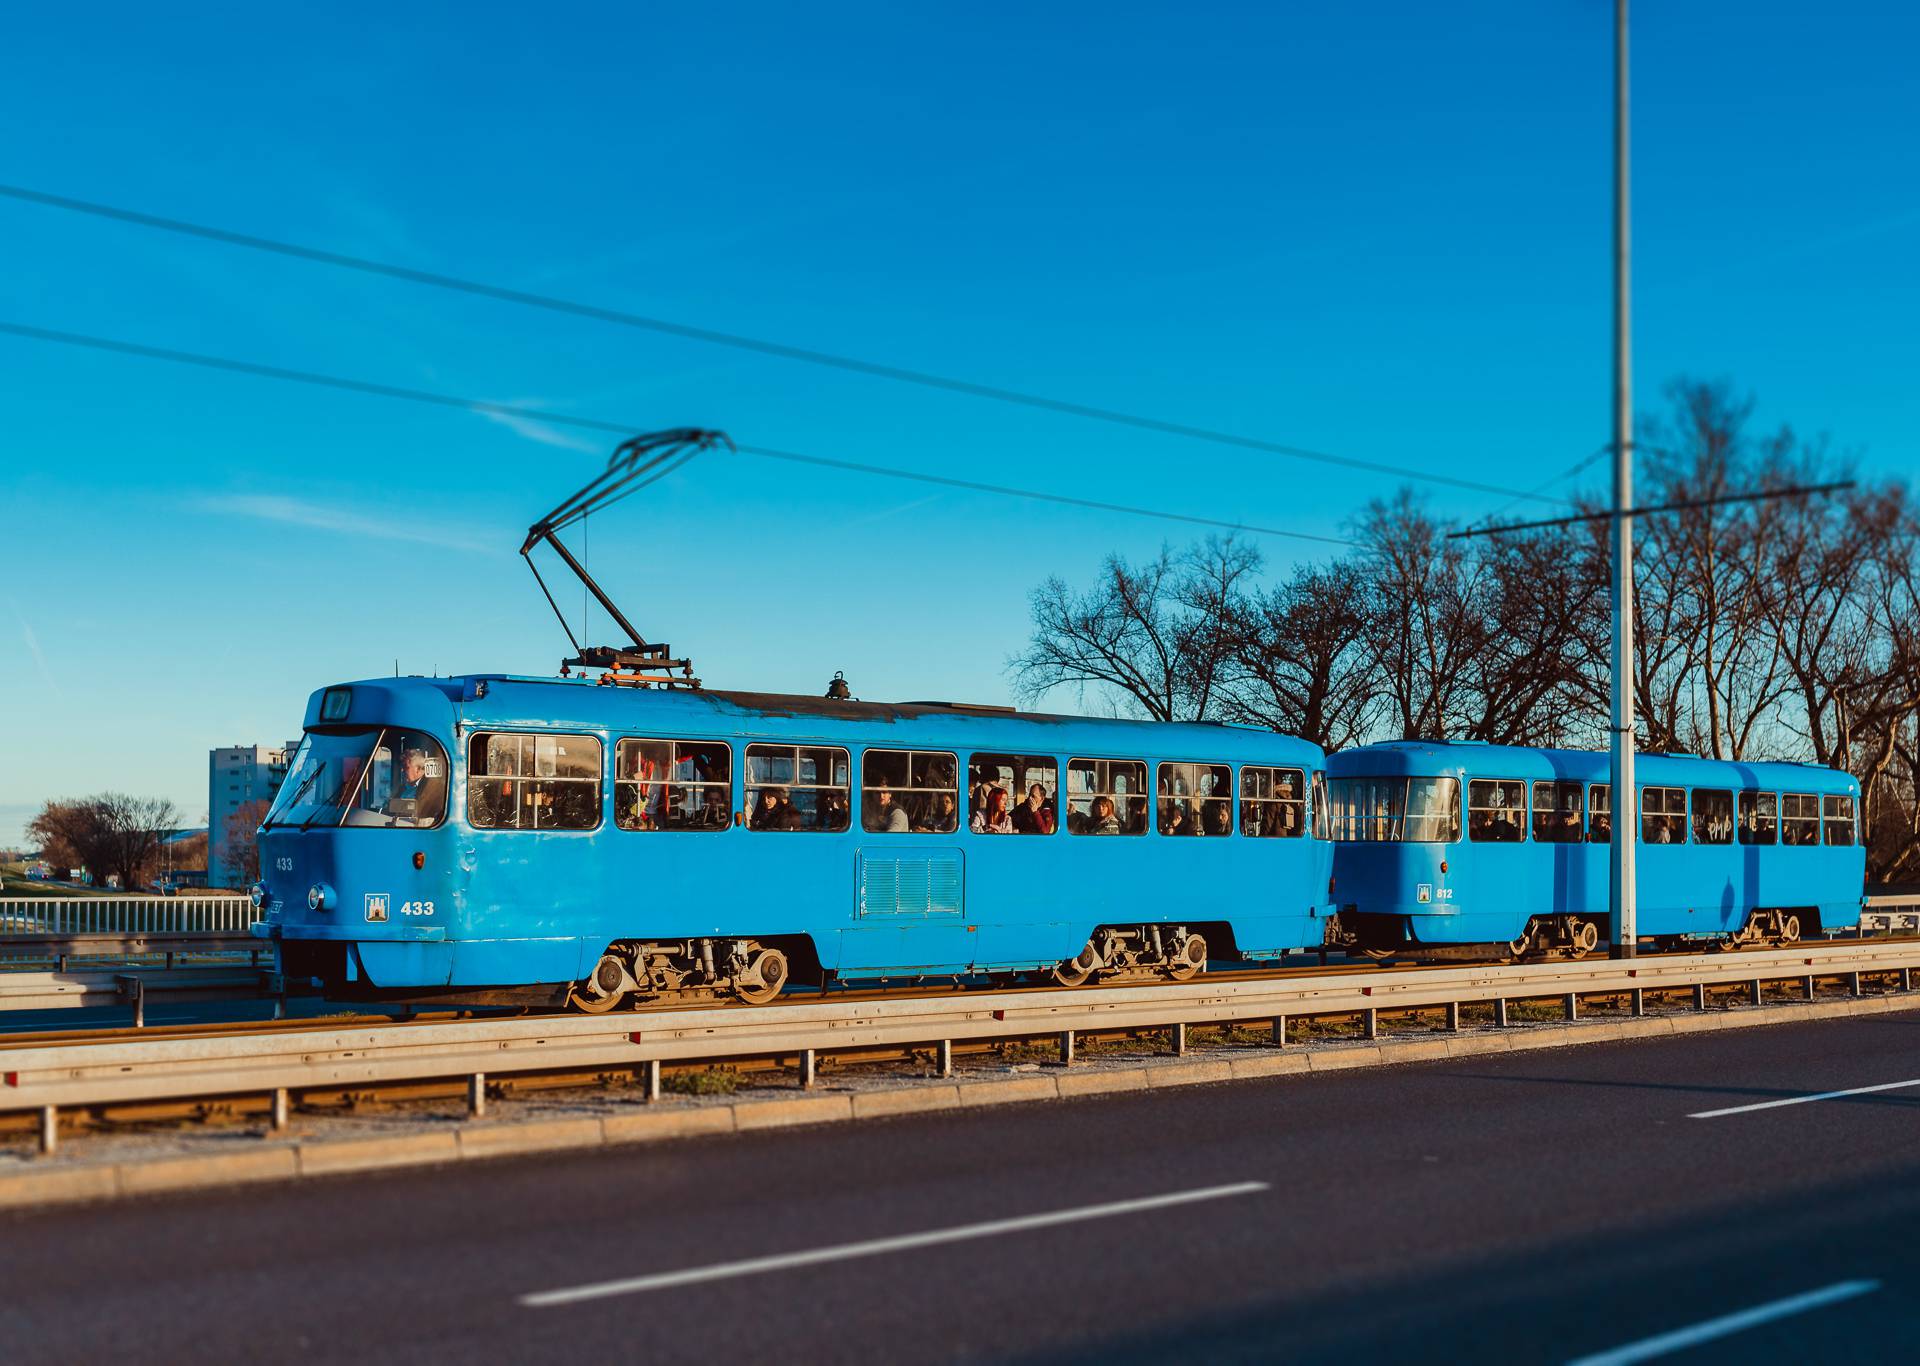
left=870, top=786, right=911, bottom=833
left=1013, top=783, right=1055, bottom=835
left=1205, top=800, right=1232, bottom=836
left=1560, top=807, right=1583, bottom=840
left=694, top=789, right=731, bottom=828
left=1159, top=802, right=1196, bottom=836
left=920, top=791, right=960, bottom=833
left=752, top=787, right=800, bottom=831
left=1589, top=809, right=1612, bottom=841
left=1125, top=796, right=1151, bottom=835
left=972, top=786, right=1014, bottom=833
left=1086, top=795, right=1122, bottom=835
left=819, top=791, right=849, bottom=831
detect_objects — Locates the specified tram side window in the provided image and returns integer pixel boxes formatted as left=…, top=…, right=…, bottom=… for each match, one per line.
left=615, top=739, right=730, bottom=831
left=1824, top=794, right=1858, bottom=847
left=1587, top=784, right=1611, bottom=842
left=746, top=744, right=851, bottom=832
left=863, top=749, right=958, bottom=833
left=1240, top=766, right=1304, bottom=838
left=1641, top=787, right=1687, bottom=844
left=1066, top=758, right=1148, bottom=835
left=1158, top=761, right=1231, bottom=836
left=970, top=754, right=1057, bottom=835
left=1531, top=781, right=1583, bottom=843
left=1781, top=793, right=1819, bottom=847
left=1326, top=777, right=1458, bottom=842
left=1738, top=791, right=1778, bottom=845
left=467, top=732, right=603, bottom=831
left=1691, top=789, right=1734, bottom=845
left=1467, top=780, right=1526, bottom=843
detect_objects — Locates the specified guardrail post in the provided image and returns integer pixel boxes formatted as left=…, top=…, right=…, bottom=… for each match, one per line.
left=937, top=1039, right=953, bottom=1078
left=38, top=1105, right=57, bottom=1156
left=271, top=1088, right=289, bottom=1132
left=1564, top=993, right=1578, bottom=1022
left=1804, top=975, right=1816, bottom=1001
left=468, top=1072, right=486, bottom=1118
left=643, top=1059, right=661, bottom=1102
left=1444, top=1001, right=1460, bottom=1033
left=1749, top=979, right=1763, bottom=1007
left=1171, top=1022, right=1187, bottom=1056
left=1693, top=984, right=1707, bottom=1011
left=1630, top=988, right=1645, bottom=1017
left=1361, top=1008, right=1378, bottom=1041
left=1849, top=971, right=1863, bottom=998
left=798, top=1048, right=816, bottom=1089
left=1058, top=1030, right=1075, bottom=1066
left=1494, top=998, right=1509, bottom=1028
left=1273, top=1016, right=1289, bottom=1047
left=1903, top=968, right=1914, bottom=994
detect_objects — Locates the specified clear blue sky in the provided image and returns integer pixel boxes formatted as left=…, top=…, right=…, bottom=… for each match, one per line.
left=2, top=1, right=1915, bottom=842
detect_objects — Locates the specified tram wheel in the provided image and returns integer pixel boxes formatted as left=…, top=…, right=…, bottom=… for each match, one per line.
left=1052, top=943, right=1099, bottom=987
left=1503, top=935, right=1531, bottom=964
left=1568, top=920, right=1600, bottom=959
left=1167, top=933, right=1207, bottom=982
left=571, top=953, right=634, bottom=1013
left=1778, top=913, right=1802, bottom=945
left=1360, top=946, right=1397, bottom=963
left=735, top=947, right=789, bottom=1005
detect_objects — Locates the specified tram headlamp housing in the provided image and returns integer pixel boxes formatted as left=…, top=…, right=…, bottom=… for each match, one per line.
left=249, top=882, right=268, bottom=910
left=308, top=883, right=336, bottom=913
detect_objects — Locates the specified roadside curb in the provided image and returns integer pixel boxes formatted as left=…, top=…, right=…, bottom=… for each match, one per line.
left=3, top=991, right=1915, bottom=1211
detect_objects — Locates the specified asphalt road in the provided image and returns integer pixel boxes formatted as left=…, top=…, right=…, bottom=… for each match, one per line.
left=4, top=1013, right=1918, bottom=1364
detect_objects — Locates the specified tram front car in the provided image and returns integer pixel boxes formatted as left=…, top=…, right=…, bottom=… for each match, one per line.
left=254, top=679, right=462, bottom=1000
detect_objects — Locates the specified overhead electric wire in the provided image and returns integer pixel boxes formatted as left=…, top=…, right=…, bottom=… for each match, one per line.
left=0, top=181, right=1568, bottom=508
left=0, top=319, right=1353, bottom=547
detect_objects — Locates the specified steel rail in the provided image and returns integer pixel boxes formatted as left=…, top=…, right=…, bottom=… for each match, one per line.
left=4, top=940, right=1918, bottom=1117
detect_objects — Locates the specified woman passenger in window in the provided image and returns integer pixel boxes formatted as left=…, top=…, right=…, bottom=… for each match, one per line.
left=1125, top=796, right=1150, bottom=835
left=1013, top=783, right=1054, bottom=835
left=920, top=791, right=959, bottom=833
left=1087, top=795, right=1121, bottom=835
left=1160, top=803, right=1196, bottom=836
left=1205, top=800, right=1232, bottom=836
left=972, top=786, right=1013, bottom=834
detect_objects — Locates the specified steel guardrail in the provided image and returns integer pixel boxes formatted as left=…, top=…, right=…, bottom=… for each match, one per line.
left=4, top=939, right=1918, bottom=1116
left=0, top=966, right=279, bottom=1016
left=0, top=896, right=257, bottom=937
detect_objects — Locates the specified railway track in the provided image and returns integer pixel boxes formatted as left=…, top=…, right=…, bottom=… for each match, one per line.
left=5, top=937, right=1919, bottom=1153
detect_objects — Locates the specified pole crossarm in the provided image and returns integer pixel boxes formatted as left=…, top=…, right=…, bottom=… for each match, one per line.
left=1446, top=480, right=1854, bottom=540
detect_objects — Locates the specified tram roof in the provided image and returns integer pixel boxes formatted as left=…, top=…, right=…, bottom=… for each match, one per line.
left=1326, top=739, right=1857, bottom=793
left=306, top=674, right=1326, bottom=763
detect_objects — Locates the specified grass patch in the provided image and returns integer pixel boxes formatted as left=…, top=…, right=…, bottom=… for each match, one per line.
left=663, top=1068, right=739, bottom=1096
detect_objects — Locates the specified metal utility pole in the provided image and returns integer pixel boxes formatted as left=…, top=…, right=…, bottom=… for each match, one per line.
left=1609, top=0, right=1637, bottom=958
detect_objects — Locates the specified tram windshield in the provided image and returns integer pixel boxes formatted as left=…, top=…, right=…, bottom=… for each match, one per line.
left=264, top=728, right=449, bottom=830
left=1326, top=776, right=1460, bottom=842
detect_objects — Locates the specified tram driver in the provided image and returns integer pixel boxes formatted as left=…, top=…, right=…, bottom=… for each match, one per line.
left=385, top=747, right=445, bottom=826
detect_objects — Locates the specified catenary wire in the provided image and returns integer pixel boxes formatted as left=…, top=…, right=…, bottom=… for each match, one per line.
left=0, top=319, right=1354, bottom=547
left=0, top=181, right=1568, bottom=507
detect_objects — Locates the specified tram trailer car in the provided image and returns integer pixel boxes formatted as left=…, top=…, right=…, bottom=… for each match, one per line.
left=254, top=676, right=1336, bottom=1009
left=1324, top=740, right=1866, bottom=957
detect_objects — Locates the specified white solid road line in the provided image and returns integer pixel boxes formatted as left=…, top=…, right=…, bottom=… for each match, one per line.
left=1688, top=1078, right=1920, bottom=1119
left=521, top=1180, right=1269, bottom=1308
left=1565, top=1280, right=1881, bottom=1366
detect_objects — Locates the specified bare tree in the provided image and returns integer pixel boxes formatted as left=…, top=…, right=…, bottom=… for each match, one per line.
left=26, top=794, right=180, bottom=888
left=1009, top=540, right=1256, bottom=721
left=1217, top=564, right=1377, bottom=749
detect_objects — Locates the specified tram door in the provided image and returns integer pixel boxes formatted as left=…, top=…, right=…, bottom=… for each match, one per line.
left=836, top=747, right=975, bottom=975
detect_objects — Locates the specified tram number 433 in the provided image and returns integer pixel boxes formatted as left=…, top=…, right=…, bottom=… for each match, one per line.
left=364, top=895, right=435, bottom=922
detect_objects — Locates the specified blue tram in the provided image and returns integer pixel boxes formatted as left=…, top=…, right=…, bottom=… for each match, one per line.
left=1324, top=741, right=1866, bottom=956
left=254, top=675, right=1336, bottom=1008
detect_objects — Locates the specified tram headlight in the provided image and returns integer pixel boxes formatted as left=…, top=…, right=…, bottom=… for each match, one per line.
left=249, top=882, right=268, bottom=910
left=308, top=882, right=335, bottom=913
